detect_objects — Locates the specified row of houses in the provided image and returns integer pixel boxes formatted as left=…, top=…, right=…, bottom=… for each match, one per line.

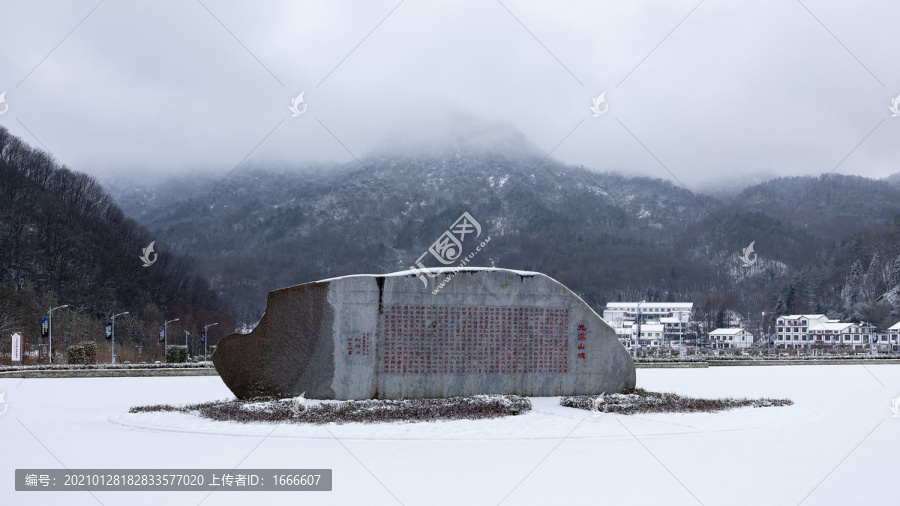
left=604, top=301, right=755, bottom=349
left=602, top=302, right=900, bottom=351
left=774, top=314, right=900, bottom=349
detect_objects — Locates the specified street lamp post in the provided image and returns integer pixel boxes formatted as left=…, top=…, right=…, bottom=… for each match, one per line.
left=203, top=323, right=218, bottom=361
left=634, top=300, right=644, bottom=360
left=185, top=330, right=190, bottom=359
left=162, top=318, right=179, bottom=360
left=110, top=311, right=129, bottom=364
left=48, top=304, right=68, bottom=364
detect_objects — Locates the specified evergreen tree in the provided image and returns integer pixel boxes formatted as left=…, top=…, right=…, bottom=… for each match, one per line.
left=866, top=254, right=882, bottom=300
left=891, top=255, right=900, bottom=287
left=774, top=294, right=786, bottom=316
left=785, top=285, right=796, bottom=314
left=715, top=306, right=726, bottom=329
left=844, top=259, right=864, bottom=304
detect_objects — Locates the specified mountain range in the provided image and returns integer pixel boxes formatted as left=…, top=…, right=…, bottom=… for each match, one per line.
left=103, top=144, right=900, bottom=331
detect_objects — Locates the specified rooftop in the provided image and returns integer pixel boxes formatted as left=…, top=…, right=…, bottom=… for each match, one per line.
left=709, top=328, right=746, bottom=335
left=807, top=322, right=852, bottom=331
left=779, top=314, right=826, bottom=320
left=606, top=302, right=693, bottom=308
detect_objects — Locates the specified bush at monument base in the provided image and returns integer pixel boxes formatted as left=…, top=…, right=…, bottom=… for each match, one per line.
left=214, top=268, right=636, bottom=400
left=166, top=346, right=188, bottom=364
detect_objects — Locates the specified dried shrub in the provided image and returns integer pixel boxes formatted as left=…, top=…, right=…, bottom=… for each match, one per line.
left=130, top=395, right=532, bottom=425
left=166, top=346, right=188, bottom=364
left=65, top=342, right=97, bottom=365
left=561, top=388, right=792, bottom=415
left=66, top=345, right=85, bottom=365
left=82, top=341, right=97, bottom=364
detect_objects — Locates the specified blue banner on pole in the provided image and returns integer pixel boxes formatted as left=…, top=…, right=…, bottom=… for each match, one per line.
left=159, top=327, right=165, bottom=343
left=41, top=317, right=49, bottom=338
left=200, top=331, right=206, bottom=344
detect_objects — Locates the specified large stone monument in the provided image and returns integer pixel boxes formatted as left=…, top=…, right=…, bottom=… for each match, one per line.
left=214, top=268, right=635, bottom=399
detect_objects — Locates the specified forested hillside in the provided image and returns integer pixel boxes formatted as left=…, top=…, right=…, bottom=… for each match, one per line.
left=0, top=127, right=233, bottom=362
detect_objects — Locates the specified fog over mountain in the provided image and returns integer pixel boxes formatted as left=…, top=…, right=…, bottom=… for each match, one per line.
left=2, top=1, right=899, bottom=186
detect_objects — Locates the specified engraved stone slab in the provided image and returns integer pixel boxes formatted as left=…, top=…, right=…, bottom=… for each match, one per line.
left=214, top=268, right=636, bottom=399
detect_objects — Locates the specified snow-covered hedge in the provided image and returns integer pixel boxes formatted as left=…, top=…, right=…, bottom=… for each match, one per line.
left=636, top=353, right=900, bottom=363
left=561, top=388, right=792, bottom=415
left=130, top=394, right=532, bottom=425
left=0, top=362, right=214, bottom=372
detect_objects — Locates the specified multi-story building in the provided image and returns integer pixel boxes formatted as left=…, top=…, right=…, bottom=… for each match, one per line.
left=634, top=323, right=665, bottom=348
left=881, top=322, right=900, bottom=351
left=612, top=321, right=665, bottom=349
left=775, top=314, right=825, bottom=347
left=805, top=322, right=875, bottom=348
left=604, top=302, right=694, bottom=349
left=708, top=328, right=754, bottom=349
left=603, top=302, right=693, bottom=327
left=614, top=325, right=633, bottom=346
left=659, top=316, right=691, bottom=345
left=775, top=314, right=875, bottom=349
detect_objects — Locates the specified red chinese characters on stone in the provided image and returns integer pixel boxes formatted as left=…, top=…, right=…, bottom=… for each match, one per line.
left=382, top=306, right=569, bottom=374
left=347, top=332, right=371, bottom=356
left=576, top=323, right=586, bottom=359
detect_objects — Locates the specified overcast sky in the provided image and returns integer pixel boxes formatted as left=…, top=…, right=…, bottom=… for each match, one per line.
left=1, top=0, right=899, bottom=187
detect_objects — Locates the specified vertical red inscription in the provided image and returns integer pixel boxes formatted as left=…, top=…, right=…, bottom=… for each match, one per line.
left=348, top=332, right=371, bottom=356
left=382, top=306, right=569, bottom=374
left=576, top=323, right=587, bottom=359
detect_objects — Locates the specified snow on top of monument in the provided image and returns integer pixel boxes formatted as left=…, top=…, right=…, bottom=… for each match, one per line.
left=315, top=267, right=542, bottom=284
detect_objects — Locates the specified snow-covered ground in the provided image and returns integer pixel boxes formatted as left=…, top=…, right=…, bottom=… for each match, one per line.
left=1, top=365, right=899, bottom=505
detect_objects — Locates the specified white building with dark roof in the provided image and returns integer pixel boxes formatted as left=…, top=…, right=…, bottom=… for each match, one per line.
left=709, top=328, right=754, bottom=349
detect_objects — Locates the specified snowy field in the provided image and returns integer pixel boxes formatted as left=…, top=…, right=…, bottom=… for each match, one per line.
left=1, top=365, right=899, bottom=505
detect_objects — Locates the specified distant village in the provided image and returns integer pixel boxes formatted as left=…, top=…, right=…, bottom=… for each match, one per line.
left=602, top=302, right=900, bottom=352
